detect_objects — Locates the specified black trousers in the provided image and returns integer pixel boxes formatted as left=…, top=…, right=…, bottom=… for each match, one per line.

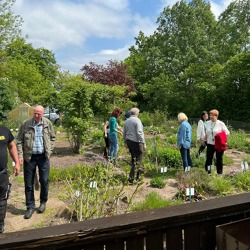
left=126, top=140, right=143, bottom=181
left=205, top=144, right=224, bottom=174
left=0, top=168, right=9, bottom=230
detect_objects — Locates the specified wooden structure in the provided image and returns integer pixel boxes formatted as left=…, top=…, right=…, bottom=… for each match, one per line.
left=8, top=103, right=34, bottom=122
left=0, top=193, right=250, bottom=250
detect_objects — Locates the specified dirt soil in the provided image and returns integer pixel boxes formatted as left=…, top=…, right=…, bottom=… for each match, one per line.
left=4, top=133, right=249, bottom=233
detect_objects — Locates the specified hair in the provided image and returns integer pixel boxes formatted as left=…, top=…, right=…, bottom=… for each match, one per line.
left=130, top=107, right=139, bottom=116
left=209, top=109, right=219, bottom=117
left=111, top=108, right=122, bottom=118
left=177, top=112, right=188, bottom=122
left=200, top=111, right=208, bottom=121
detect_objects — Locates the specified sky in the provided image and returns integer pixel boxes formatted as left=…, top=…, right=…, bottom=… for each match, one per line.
left=12, top=0, right=232, bottom=74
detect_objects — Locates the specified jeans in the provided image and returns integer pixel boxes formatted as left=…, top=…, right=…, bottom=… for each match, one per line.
left=126, top=140, right=143, bottom=181
left=180, top=147, right=193, bottom=170
left=108, top=135, right=119, bottom=161
left=24, top=153, right=50, bottom=209
left=205, top=144, right=224, bottom=174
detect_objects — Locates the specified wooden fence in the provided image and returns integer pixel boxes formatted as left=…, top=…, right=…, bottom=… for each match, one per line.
left=0, top=193, right=250, bottom=250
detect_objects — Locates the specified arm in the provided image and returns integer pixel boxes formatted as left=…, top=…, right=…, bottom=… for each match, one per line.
left=50, top=122, right=56, bottom=151
left=7, top=141, right=21, bottom=176
left=104, top=121, right=109, bottom=137
left=16, top=123, right=24, bottom=165
left=197, top=120, right=203, bottom=141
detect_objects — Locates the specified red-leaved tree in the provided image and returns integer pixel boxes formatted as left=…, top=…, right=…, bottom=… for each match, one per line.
left=81, top=60, right=135, bottom=95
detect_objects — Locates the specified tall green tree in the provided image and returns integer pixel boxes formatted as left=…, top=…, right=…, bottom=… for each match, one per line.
left=215, top=0, right=250, bottom=64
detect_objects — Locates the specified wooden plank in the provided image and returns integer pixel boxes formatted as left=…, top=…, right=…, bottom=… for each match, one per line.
left=126, top=235, right=144, bottom=250
left=165, top=227, right=183, bottom=250
left=184, top=223, right=200, bottom=250
left=105, top=239, right=124, bottom=250
left=0, top=193, right=250, bottom=249
left=146, top=231, right=164, bottom=250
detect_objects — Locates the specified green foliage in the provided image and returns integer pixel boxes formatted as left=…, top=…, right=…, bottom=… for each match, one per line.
left=227, top=129, right=250, bottom=152
left=208, top=176, right=234, bottom=196
left=158, top=147, right=182, bottom=168
left=139, top=112, right=152, bottom=127
left=150, top=177, right=166, bottom=189
left=130, top=192, right=182, bottom=212
left=231, top=171, right=250, bottom=191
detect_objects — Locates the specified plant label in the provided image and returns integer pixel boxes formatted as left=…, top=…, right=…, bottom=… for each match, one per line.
left=161, top=167, right=167, bottom=173
left=241, top=161, right=249, bottom=171
left=90, top=181, right=97, bottom=189
left=207, top=165, right=214, bottom=171
left=12, top=161, right=15, bottom=167
left=75, top=190, right=81, bottom=197
left=185, top=166, right=191, bottom=172
left=186, top=188, right=194, bottom=196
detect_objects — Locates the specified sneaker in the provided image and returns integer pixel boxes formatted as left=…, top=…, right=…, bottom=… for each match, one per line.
left=37, top=202, right=46, bottom=213
left=24, top=208, right=35, bottom=219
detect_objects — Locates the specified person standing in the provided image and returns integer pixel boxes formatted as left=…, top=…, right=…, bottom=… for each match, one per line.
left=177, top=112, right=193, bottom=171
left=16, top=105, right=56, bottom=219
left=123, top=108, right=146, bottom=183
left=103, top=119, right=110, bottom=159
left=204, top=109, right=229, bottom=175
left=108, top=108, right=123, bottom=164
left=196, top=111, right=208, bottom=156
left=0, top=125, right=20, bottom=233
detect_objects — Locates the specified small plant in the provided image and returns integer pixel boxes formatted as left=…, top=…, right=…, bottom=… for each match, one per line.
left=208, top=176, right=234, bottom=196
left=231, top=171, right=250, bottom=191
left=129, top=192, right=182, bottom=212
left=150, top=177, right=166, bottom=188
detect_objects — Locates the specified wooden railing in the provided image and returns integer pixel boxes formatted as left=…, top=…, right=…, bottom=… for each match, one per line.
left=1, top=193, right=250, bottom=250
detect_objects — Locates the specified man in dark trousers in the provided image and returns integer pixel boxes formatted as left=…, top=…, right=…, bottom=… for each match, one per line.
left=0, top=125, right=20, bottom=233
left=123, top=108, right=146, bottom=183
left=17, top=105, right=56, bottom=219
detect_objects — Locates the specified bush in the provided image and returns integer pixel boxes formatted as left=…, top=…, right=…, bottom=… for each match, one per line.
left=159, top=147, right=182, bottom=168
left=150, top=177, right=166, bottom=188
left=130, top=192, right=182, bottom=211
left=231, top=171, right=250, bottom=191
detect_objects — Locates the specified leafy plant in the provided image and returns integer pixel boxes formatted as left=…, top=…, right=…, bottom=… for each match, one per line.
left=129, top=192, right=182, bottom=212
left=150, top=177, right=166, bottom=189
left=231, top=171, right=250, bottom=191
left=208, top=176, right=234, bottom=196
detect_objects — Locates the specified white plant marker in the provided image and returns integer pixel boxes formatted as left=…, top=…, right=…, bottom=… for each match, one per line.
left=160, top=167, right=168, bottom=173
left=186, top=187, right=195, bottom=202
left=207, top=165, right=214, bottom=171
left=241, top=161, right=249, bottom=171
left=185, top=166, right=191, bottom=172
left=75, top=190, right=81, bottom=197
left=12, top=162, right=15, bottom=167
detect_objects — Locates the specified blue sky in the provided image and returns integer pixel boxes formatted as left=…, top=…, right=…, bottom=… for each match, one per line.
left=13, top=0, right=232, bottom=74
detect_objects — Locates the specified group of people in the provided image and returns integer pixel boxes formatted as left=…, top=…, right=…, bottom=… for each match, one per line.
left=104, top=107, right=146, bottom=184
left=0, top=105, right=229, bottom=233
left=0, top=105, right=55, bottom=233
left=177, top=109, right=230, bottom=175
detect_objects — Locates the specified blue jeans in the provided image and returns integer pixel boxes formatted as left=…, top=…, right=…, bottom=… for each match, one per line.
left=180, top=147, right=193, bottom=170
left=24, top=153, right=50, bottom=209
left=108, top=135, right=119, bottom=161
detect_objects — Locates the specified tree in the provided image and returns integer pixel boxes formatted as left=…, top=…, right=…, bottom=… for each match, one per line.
left=81, top=60, right=135, bottom=95
left=215, top=0, right=250, bottom=64
left=59, top=75, right=135, bottom=153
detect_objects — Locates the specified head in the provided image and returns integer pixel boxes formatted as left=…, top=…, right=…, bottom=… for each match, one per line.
left=33, top=105, right=44, bottom=124
left=209, top=109, right=219, bottom=122
left=201, top=111, right=208, bottom=121
left=111, top=108, right=123, bottom=119
left=177, top=112, right=188, bottom=123
left=124, top=110, right=131, bottom=120
left=130, top=107, right=140, bottom=116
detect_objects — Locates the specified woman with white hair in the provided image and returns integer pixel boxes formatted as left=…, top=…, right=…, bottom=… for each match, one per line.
left=177, top=112, right=193, bottom=171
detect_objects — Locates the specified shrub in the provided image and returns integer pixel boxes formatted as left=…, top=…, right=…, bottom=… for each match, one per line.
left=208, top=176, right=234, bottom=196
left=130, top=192, right=182, bottom=211
left=150, top=177, right=166, bottom=188
left=231, top=171, right=250, bottom=191
left=158, top=147, right=182, bottom=168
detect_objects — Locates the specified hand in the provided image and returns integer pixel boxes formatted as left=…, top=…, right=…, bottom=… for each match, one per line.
left=14, top=162, right=21, bottom=176
left=19, top=157, right=24, bottom=165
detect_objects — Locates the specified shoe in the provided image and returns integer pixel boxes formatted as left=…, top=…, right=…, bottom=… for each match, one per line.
left=0, top=221, right=4, bottom=233
left=37, top=202, right=46, bottom=213
left=128, top=178, right=134, bottom=184
left=24, top=208, right=35, bottom=219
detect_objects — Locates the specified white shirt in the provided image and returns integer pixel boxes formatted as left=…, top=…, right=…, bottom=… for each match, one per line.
left=197, top=120, right=207, bottom=141
left=206, top=120, right=230, bottom=145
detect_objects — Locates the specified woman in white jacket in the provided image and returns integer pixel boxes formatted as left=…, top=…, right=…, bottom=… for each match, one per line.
left=196, top=111, right=208, bottom=156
